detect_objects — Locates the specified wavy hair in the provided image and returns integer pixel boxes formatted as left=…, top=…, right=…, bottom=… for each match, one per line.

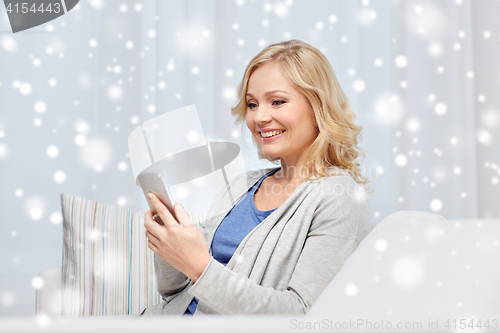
left=231, top=39, right=373, bottom=193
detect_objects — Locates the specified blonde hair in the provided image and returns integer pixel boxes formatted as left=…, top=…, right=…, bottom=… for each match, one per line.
left=231, top=40, right=373, bottom=193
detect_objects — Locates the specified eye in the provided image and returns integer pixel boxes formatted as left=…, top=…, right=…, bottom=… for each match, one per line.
left=272, top=100, right=286, bottom=106
left=247, top=102, right=258, bottom=110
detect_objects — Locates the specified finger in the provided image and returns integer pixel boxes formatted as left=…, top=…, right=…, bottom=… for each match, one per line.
left=146, top=209, right=159, bottom=219
left=144, top=211, right=163, bottom=232
left=174, top=203, right=194, bottom=228
left=145, top=209, right=156, bottom=223
left=145, top=230, right=160, bottom=245
left=148, top=192, right=178, bottom=227
left=144, top=210, right=156, bottom=228
left=147, top=239, right=158, bottom=254
left=152, top=213, right=166, bottom=225
left=146, top=208, right=164, bottom=226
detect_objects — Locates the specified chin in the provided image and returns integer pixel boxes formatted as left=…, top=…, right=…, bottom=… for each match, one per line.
left=260, top=149, right=280, bottom=157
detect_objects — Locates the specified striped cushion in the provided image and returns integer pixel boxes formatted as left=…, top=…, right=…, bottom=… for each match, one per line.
left=61, top=193, right=160, bottom=316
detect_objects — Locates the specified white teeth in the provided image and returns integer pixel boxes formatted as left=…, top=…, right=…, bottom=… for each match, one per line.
left=261, top=130, right=284, bottom=138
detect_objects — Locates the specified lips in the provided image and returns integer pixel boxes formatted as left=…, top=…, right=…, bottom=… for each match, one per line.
left=259, top=131, right=286, bottom=143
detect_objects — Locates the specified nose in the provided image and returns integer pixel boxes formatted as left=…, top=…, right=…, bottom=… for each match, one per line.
left=253, top=104, right=272, bottom=125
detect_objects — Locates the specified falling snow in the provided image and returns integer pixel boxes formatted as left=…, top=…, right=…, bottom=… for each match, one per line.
left=0, top=0, right=498, bottom=318
left=391, top=256, right=423, bottom=288
left=345, top=283, right=358, bottom=296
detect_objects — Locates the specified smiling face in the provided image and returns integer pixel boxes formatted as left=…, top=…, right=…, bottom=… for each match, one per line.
left=245, top=62, right=319, bottom=167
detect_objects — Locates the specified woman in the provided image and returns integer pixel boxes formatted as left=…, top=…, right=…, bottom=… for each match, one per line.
left=141, top=39, right=373, bottom=315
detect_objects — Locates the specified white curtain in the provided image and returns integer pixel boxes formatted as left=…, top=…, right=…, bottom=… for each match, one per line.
left=0, top=0, right=498, bottom=316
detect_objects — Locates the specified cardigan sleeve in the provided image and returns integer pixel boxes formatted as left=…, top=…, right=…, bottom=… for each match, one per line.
left=153, top=254, right=191, bottom=302
left=187, top=178, right=372, bottom=314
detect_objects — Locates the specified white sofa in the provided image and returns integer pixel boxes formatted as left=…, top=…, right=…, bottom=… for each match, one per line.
left=33, top=209, right=500, bottom=332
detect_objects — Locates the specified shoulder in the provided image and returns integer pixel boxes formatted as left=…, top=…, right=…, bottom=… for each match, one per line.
left=306, top=170, right=373, bottom=239
left=309, top=169, right=364, bottom=201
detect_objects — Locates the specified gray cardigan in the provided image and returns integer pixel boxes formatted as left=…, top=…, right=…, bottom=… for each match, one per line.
left=142, top=166, right=373, bottom=315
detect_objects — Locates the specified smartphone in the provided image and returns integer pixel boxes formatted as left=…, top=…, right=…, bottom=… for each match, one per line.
left=137, top=172, right=175, bottom=226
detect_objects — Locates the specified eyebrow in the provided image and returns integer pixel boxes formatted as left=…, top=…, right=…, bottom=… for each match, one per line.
left=246, top=90, right=291, bottom=98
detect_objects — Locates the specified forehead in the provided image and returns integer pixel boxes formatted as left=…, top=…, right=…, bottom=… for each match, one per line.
left=247, top=62, right=294, bottom=91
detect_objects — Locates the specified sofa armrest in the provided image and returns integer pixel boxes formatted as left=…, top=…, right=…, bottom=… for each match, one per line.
left=36, top=266, right=62, bottom=317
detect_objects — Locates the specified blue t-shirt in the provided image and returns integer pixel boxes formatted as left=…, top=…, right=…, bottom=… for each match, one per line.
left=184, top=168, right=279, bottom=315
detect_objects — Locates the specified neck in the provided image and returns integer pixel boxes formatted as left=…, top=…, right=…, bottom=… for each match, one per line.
left=273, top=158, right=314, bottom=184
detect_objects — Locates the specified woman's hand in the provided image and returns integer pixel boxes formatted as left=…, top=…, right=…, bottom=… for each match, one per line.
left=144, top=192, right=211, bottom=283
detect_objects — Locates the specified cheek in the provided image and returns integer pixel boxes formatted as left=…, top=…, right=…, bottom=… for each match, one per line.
left=245, top=113, right=253, bottom=131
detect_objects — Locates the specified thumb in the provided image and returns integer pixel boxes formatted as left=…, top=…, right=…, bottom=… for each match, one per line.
left=174, top=203, right=193, bottom=227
